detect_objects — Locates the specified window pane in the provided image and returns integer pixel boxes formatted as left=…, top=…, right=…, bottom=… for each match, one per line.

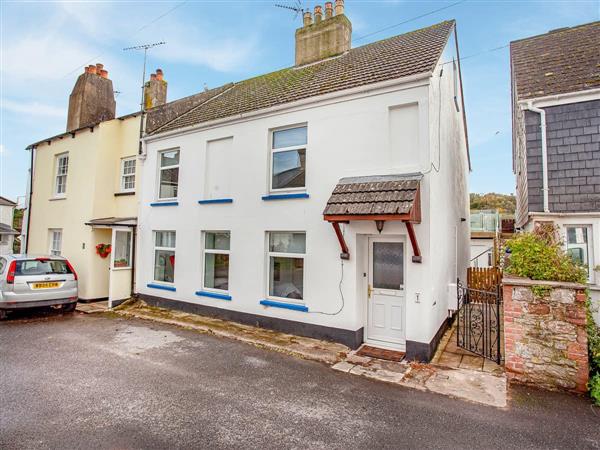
left=204, top=253, right=229, bottom=291
left=159, top=167, right=179, bottom=198
left=114, top=231, right=131, bottom=268
left=269, top=256, right=303, bottom=299
left=273, top=127, right=307, bottom=149
left=372, top=242, right=404, bottom=289
left=269, top=232, right=306, bottom=253
left=566, top=227, right=589, bottom=267
left=272, top=149, right=306, bottom=189
left=123, top=159, right=136, bottom=174
left=205, top=232, right=230, bottom=250
left=160, top=150, right=179, bottom=167
left=155, top=231, right=176, bottom=248
left=154, top=249, right=175, bottom=282
left=15, top=260, right=73, bottom=276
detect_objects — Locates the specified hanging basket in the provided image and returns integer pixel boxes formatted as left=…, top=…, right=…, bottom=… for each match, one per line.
left=96, top=243, right=112, bottom=259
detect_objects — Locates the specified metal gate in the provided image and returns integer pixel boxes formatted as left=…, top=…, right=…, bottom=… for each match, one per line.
left=456, top=279, right=502, bottom=364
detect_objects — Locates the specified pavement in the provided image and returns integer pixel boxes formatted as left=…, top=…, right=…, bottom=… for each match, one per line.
left=117, top=300, right=507, bottom=407
left=1, top=309, right=599, bottom=449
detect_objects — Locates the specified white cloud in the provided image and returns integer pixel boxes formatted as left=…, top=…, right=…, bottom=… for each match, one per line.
left=1, top=99, right=65, bottom=119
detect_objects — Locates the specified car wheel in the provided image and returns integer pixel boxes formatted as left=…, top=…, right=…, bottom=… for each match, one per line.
left=62, top=302, right=77, bottom=313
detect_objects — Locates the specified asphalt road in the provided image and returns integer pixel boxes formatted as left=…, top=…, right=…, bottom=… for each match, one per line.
left=1, top=309, right=599, bottom=450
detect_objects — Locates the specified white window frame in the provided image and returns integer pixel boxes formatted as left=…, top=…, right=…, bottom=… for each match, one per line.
left=269, top=125, right=307, bottom=194
left=157, top=149, right=180, bottom=201
left=49, top=229, right=62, bottom=256
left=201, top=231, right=231, bottom=293
left=565, top=224, right=594, bottom=281
left=54, top=153, right=69, bottom=197
left=120, top=157, right=136, bottom=192
left=266, top=231, right=306, bottom=304
left=112, top=229, right=133, bottom=270
left=153, top=230, right=176, bottom=284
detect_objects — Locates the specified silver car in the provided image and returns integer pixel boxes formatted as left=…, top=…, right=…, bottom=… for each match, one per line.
left=0, top=254, right=78, bottom=319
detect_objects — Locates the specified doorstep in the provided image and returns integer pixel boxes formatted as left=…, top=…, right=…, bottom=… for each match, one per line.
left=76, top=301, right=109, bottom=314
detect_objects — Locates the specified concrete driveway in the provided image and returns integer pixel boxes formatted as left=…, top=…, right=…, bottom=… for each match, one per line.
left=1, top=310, right=599, bottom=449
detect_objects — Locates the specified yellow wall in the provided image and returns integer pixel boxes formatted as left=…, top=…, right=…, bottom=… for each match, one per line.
left=28, top=116, right=139, bottom=300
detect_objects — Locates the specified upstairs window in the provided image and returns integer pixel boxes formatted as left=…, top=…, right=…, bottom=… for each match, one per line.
left=267, top=232, right=306, bottom=301
left=55, top=153, right=69, bottom=196
left=158, top=149, right=179, bottom=200
left=270, top=126, right=307, bottom=192
left=120, top=157, right=136, bottom=192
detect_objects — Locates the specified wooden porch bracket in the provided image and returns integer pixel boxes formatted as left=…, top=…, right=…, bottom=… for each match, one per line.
left=331, top=222, right=350, bottom=260
left=405, top=221, right=422, bottom=263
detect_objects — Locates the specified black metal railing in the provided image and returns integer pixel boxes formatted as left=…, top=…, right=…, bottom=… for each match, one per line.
left=456, top=279, right=502, bottom=364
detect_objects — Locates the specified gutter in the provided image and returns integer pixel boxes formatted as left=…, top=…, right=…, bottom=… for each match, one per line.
left=524, top=101, right=549, bottom=213
left=143, top=72, right=433, bottom=143
left=517, top=88, right=600, bottom=109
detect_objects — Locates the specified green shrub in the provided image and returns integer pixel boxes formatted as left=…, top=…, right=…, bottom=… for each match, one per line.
left=503, top=230, right=587, bottom=284
left=589, top=374, right=600, bottom=405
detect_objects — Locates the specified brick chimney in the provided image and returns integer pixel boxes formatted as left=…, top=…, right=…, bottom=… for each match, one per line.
left=295, top=0, right=351, bottom=66
left=144, top=68, right=168, bottom=110
left=67, top=63, right=116, bottom=131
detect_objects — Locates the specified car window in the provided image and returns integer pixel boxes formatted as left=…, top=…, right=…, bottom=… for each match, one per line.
left=15, top=260, right=73, bottom=276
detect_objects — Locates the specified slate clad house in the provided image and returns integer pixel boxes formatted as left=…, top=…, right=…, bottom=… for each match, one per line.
left=511, top=21, right=600, bottom=321
left=138, top=3, right=470, bottom=361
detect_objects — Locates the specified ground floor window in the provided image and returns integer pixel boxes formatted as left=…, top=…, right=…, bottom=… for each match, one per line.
left=113, top=230, right=132, bottom=269
left=203, top=231, right=230, bottom=291
left=566, top=225, right=592, bottom=279
left=267, top=232, right=305, bottom=301
left=49, top=229, right=62, bottom=256
left=154, top=231, right=176, bottom=283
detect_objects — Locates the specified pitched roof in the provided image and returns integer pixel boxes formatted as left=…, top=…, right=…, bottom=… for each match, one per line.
left=510, top=21, right=600, bottom=101
left=323, top=174, right=422, bottom=216
left=151, top=20, right=455, bottom=135
left=0, top=196, right=16, bottom=206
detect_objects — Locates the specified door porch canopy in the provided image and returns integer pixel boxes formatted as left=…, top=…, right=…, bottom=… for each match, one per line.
left=323, top=173, right=422, bottom=262
left=85, top=217, right=137, bottom=229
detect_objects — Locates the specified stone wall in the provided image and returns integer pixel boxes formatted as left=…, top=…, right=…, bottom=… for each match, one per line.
left=503, top=277, right=589, bottom=393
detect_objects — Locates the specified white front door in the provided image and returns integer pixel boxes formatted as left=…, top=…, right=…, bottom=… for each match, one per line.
left=366, top=237, right=406, bottom=350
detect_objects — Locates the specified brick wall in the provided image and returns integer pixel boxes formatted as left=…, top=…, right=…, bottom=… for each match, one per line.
left=525, top=99, right=600, bottom=213
left=503, top=277, right=589, bottom=393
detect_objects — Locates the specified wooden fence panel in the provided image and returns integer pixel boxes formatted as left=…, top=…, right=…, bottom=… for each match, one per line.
left=467, top=267, right=502, bottom=292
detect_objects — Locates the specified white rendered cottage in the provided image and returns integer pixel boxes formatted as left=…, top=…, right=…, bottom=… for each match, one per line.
left=136, top=10, right=470, bottom=361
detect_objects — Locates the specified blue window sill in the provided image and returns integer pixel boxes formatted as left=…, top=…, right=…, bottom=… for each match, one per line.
left=195, top=290, right=232, bottom=301
left=198, top=198, right=233, bottom=205
left=150, top=201, right=179, bottom=207
left=261, top=193, right=309, bottom=201
left=260, top=299, right=308, bottom=312
left=147, top=283, right=176, bottom=292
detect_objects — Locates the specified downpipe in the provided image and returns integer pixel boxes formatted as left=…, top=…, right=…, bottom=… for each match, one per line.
left=524, top=101, right=550, bottom=213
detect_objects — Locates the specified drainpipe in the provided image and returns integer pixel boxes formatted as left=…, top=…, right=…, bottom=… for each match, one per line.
left=525, top=101, right=549, bottom=213
left=24, top=145, right=35, bottom=253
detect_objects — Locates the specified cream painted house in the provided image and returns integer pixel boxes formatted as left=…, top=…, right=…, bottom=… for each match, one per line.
left=22, top=63, right=169, bottom=304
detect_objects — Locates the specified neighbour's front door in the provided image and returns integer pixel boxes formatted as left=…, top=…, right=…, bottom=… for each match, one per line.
left=366, top=237, right=406, bottom=350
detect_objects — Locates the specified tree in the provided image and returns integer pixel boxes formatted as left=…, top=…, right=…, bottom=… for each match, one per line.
left=470, top=193, right=516, bottom=213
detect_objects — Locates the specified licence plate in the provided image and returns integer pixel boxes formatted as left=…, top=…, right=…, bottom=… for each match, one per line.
left=32, top=282, right=60, bottom=289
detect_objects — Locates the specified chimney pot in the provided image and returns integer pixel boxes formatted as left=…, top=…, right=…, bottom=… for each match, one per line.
left=335, top=0, right=344, bottom=15
left=88, top=65, right=97, bottom=75
left=150, top=73, right=157, bottom=80
left=156, top=68, right=164, bottom=81
left=314, top=5, right=323, bottom=23
left=325, top=2, right=333, bottom=19
left=303, top=11, right=312, bottom=27
left=96, top=63, right=104, bottom=74
left=100, top=69, right=108, bottom=79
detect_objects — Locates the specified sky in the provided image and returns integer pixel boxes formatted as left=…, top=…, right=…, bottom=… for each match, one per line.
left=1, top=0, right=599, bottom=204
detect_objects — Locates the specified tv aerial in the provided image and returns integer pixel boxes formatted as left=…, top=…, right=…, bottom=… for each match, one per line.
left=274, top=0, right=305, bottom=20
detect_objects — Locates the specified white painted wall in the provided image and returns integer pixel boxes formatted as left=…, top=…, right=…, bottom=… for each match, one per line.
left=471, top=238, right=494, bottom=267
left=0, top=204, right=16, bottom=255
left=137, top=63, right=469, bottom=345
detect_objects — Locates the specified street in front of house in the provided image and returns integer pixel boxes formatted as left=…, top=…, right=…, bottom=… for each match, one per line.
left=1, top=311, right=598, bottom=450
